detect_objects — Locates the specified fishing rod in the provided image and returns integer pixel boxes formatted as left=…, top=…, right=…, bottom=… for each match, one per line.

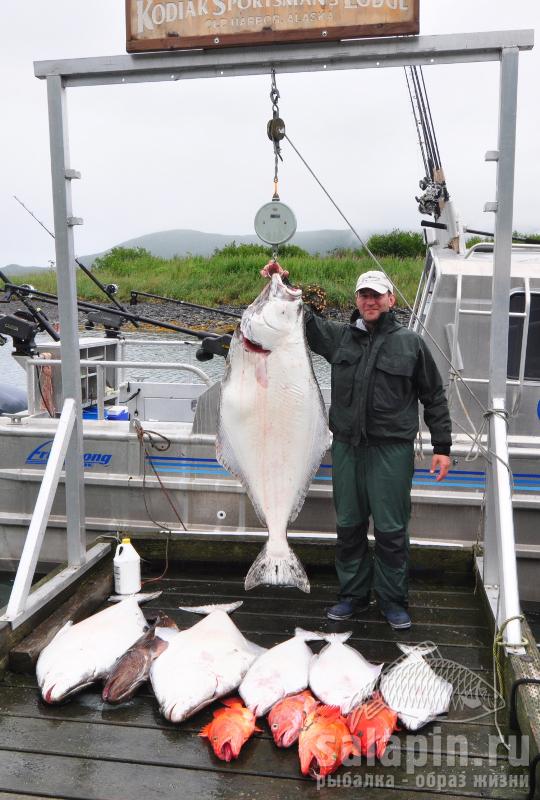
left=0, top=273, right=232, bottom=359
left=420, top=220, right=540, bottom=245
left=404, top=67, right=449, bottom=220
left=129, top=290, right=242, bottom=319
left=13, top=195, right=140, bottom=328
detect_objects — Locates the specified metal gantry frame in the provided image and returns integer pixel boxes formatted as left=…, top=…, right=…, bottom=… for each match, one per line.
left=9, top=30, right=533, bottom=642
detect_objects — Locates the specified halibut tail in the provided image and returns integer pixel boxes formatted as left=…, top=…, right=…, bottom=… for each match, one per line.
left=244, top=542, right=310, bottom=593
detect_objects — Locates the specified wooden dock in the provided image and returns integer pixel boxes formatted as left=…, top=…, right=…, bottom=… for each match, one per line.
left=0, top=560, right=531, bottom=799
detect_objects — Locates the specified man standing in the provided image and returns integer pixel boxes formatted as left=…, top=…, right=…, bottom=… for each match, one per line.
left=305, top=270, right=452, bottom=630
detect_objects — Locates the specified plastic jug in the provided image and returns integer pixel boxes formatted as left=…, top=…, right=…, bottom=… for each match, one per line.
left=113, top=537, right=141, bottom=595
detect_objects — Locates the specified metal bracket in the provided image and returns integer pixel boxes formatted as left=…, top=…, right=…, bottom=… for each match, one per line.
left=67, top=216, right=84, bottom=226
left=484, top=202, right=498, bottom=212
left=485, top=150, right=499, bottom=161
left=65, top=169, right=81, bottom=179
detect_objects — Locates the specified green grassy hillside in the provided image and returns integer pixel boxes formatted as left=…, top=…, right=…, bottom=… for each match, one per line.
left=18, top=242, right=425, bottom=308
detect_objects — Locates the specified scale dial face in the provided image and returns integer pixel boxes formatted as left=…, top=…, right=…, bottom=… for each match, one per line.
left=254, top=201, right=297, bottom=246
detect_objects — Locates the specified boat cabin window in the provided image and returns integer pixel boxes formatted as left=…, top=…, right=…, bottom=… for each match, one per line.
left=507, top=292, right=540, bottom=381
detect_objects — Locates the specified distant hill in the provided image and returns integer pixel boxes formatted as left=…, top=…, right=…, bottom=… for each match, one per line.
left=3, top=228, right=365, bottom=272
left=78, top=228, right=363, bottom=266
left=2, top=264, right=50, bottom=276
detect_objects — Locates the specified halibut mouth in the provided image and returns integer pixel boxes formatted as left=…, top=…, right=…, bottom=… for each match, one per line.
left=241, top=333, right=270, bottom=354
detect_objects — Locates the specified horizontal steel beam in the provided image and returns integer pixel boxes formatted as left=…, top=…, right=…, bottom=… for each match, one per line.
left=34, top=30, right=534, bottom=87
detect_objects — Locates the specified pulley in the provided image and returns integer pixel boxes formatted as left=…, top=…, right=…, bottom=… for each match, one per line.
left=267, top=116, right=286, bottom=146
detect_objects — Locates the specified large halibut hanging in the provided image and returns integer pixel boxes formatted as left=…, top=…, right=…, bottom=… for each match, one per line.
left=217, top=272, right=331, bottom=592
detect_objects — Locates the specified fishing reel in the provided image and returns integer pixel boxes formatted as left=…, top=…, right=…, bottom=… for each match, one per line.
left=416, top=178, right=449, bottom=218
left=85, top=309, right=125, bottom=338
left=0, top=311, right=40, bottom=355
left=195, top=335, right=231, bottom=362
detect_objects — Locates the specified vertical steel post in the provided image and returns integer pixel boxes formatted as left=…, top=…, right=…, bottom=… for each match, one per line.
left=46, top=75, right=86, bottom=566
left=483, top=48, right=522, bottom=649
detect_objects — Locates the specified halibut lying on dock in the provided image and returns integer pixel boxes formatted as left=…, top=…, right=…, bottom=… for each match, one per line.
left=36, top=597, right=147, bottom=703
left=239, top=627, right=323, bottom=716
left=150, top=602, right=265, bottom=723
left=309, top=631, right=383, bottom=714
left=217, top=270, right=331, bottom=592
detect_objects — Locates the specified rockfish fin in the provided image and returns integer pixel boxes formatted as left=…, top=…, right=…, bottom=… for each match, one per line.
left=221, top=697, right=244, bottom=709
left=315, top=704, right=343, bottom=720
left=199, top=723, right=212, bottom=739
left=178, top=601, right=243, bottom=615
left=244, top=542, right=310, bottom=593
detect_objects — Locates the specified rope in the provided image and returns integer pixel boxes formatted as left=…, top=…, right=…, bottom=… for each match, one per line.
left=141, top=531, right=170, bottom=588
left=133, top=419, right=187, bottom=533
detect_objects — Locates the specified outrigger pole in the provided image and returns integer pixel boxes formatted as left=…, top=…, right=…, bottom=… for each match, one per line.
left=420, top=219, right=540, bottom=244
left=129, top=290, right=242, bottom=320
left=0, top=272, right=232, bottom=359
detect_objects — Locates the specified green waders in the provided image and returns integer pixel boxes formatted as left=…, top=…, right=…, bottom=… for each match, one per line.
left=331, top=439, right=415, bottom=610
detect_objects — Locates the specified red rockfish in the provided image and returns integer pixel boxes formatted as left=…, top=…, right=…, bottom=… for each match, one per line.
left=268, top=689, right=319, bottom=747
left=298, top=705, right=361, bottom=779
left=347, top=691, right=399, bottom=759
left=200, top=698, right=261, bottom=761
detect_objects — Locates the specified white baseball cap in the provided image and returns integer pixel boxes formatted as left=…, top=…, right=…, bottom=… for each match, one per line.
left=355, top=270, right=393, bottom=295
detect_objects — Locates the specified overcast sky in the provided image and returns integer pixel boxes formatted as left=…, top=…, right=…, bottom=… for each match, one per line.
left=0, top=1, right=538, bottom=267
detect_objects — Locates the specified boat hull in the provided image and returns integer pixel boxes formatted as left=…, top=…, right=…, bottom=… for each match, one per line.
left=0, top=420, right=538, bottom=600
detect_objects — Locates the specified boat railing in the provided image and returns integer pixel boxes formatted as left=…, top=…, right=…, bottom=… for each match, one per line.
left=447, top=274, right=531, bottom=423
left=0, top=398, right=109, bottom=628
left=25, top=357, right=213, bottom=418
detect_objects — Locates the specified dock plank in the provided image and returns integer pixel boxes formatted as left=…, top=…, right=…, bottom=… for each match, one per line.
left=1, top=563, right=522, bottom=800
left=144, top=608, right=491, bottom=649
left=0, top=718, right=528, bottom=800
left=150, top=577, right=481, bottom=610
left=0, top=685, right=509, bottom=752
left=1, top=750, right=515, bottom=800
left=154, top=591, right=487, bottom=628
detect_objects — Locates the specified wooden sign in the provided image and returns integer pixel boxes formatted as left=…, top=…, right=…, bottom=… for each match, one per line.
left=126, top=0, right=419, bottom=52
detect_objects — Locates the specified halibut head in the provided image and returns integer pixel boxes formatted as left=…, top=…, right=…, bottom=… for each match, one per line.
left=216, top=272, right=331, bottom=593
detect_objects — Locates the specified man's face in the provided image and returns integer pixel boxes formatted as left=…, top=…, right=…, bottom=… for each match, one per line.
left=355, top=289, right=395, bottom=324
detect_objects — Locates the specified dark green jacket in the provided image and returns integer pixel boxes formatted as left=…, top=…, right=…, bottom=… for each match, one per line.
left=305, top=309, right=452, bottom=454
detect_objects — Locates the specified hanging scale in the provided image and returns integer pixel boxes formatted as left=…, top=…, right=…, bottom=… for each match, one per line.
left=254, top=68, right=297, bottom=251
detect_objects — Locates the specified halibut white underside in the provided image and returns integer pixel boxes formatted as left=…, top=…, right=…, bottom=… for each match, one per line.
left=217, top=276, right=331, bottom=592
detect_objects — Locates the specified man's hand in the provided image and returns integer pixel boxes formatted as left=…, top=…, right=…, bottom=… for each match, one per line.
left=260, top=260, right=289, bottom=279
left=430, top=454, right=450, bottom=482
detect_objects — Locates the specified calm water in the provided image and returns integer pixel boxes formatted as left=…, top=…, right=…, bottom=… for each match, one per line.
left=0, top=329, right=332, bottom=391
